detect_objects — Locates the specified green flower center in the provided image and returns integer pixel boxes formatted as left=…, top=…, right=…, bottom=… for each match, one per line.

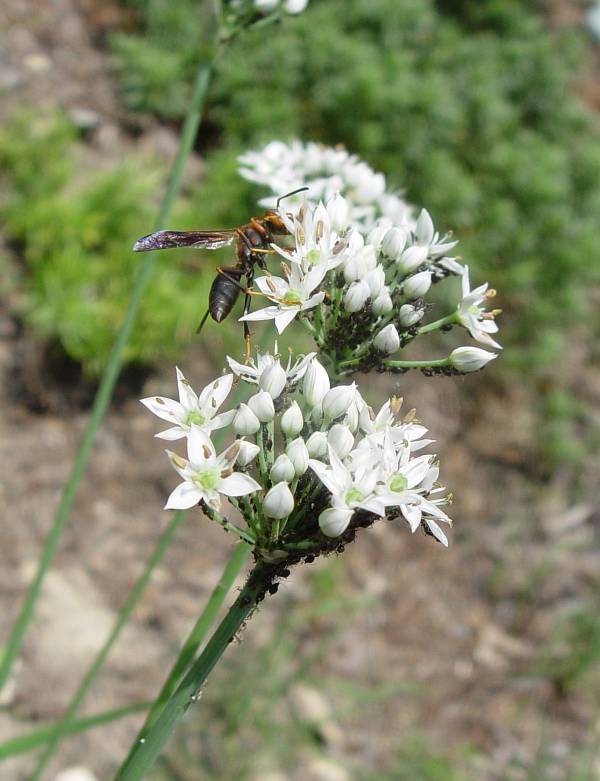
left=344, top=487, right=364, bottom=505
left=388, top=474, right=408, bottom=493
left=192, top=468, right=219, bottom=492
left=306, top=248, right=320, bottom=266
left=282, top=289, right=302, bottom=305
left=467, top=304, right=481, bottom=316
left=185, top=409, right=206, bottom=426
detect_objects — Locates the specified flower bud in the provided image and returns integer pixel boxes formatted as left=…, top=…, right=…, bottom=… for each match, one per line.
left=343, top=280, right=370, bottom=313
left=311, top=403, right=323, bottom=426
left=237, top=440, right=260, bottom=467
left=343, top=252, right=366, bottom=283
left=322, top=383, right=357, bottom=420
left=264, top=481, right=295, bottom=519
left=270, top=454, right=295, bottom=483
left=327, top=424, right=354, bottom=459
left=286, top=437, right=309, bottom=475
left=319, top=507, right=353, bottom=537
left=284, top=0, right=309, bottom=13
left=365, top=266, right=386, bottom=298
left=371, top=289, right=393, bottom=315
left=367, top=218, right=392, bottom=249
left=449, top=346, right=498, bottom=373
left=306, top=430, right=328, bottom=457
left=381, top=226, right=407, bottom=259
left=247, top=391, right=275, bottom=423
left=374, top=324, right=400, bottom=354
left=416, top=208, right=434, bottom=246
left=343, top=402, right=360, bottom=433
left=258, top=362, right=287, bottom=399
left=396, top=244, right=428, bottom=274
left=399, top=304, right=424, bottom=328
left=327, top=193, right=349, bottom=233
left=402, top=270, right=432, bottom=300
left=233, top=403, right=260, bottom=435
left=303, top=357, right=330, bottom=407
left=281, top=400, right=304, bottom=436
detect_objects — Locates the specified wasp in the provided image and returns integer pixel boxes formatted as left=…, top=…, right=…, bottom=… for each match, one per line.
left=133, top=188, right=308, bottom=355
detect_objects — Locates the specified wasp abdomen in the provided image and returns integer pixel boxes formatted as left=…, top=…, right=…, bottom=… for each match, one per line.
left=209, top=267, right=244, bottom=322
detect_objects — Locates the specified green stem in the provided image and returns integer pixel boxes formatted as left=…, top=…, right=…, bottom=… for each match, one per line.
left=134, top=542, right=250, bottom=736
left=0, top=60, right=213, bottom=695
left=115, top=563, right=271, bottom=780
left=417, top=312, right=457, bottom=335
left=29, top=511, right=188, bottom=779
left=0, top=702, right=151, bottom=760
left=384, top=358, right=451, bottom=369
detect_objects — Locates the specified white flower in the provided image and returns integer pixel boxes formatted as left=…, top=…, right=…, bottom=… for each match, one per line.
left=247, top=391, right=275, bottom=423
left=165, top=428, right=260, bottom=511
left=237, top=440, right=260, bottom=467
left=281, top=401, right=304, bottom=436
left=373, top=324, right=400, bottom=354
left=365, top=266, right=386, bottom=297
left=303, top=356, right=330, bottom=407
left=233, top=403, right=260, bottom=435
left=456, top=267, right=502, bottom=349
left=227, top=344, right=315, bottom=399
left=399, top=304, right=424, bottom=328
left=284, top=0, right=308, bottom=12
left=402, top=271, right=432, bottom=300
left=327, top=423, right=354, bottom=459
left=327, top=192, right=349, bottom=233
left=371, top=288, right=393, bottom=315
left=343, top=242, right=376, bottom=282
left=449, top=346, right=498, bottom=373
left=276, top=197, right=349, bottom=273
left=343, top=280, right=370, bottom=313
left=240, top=263, right=326, bottom=333
left=322, top=383, right=357, bottom=420
left=263, top=481, right=295, bottom=519
left=414, top=208, right=458, bottom=259
left=286, top=437, right=309, bottom=475
left=381, top=226, right=408, bottom=259
left=306, top=430, right=328, bottom=457
left=396, top=244, right=428, bottom=274
left=319, top=507, right=353, bottom=537
left=141, top=369, right=235, bottom=441
left=270, top=454, right=295, bottom=483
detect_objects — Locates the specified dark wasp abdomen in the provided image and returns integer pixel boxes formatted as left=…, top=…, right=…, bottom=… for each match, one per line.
left=209, top=267, right=244, bottom=322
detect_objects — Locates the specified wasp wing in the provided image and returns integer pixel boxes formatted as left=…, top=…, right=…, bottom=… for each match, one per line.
left=133, top=230, right=236, bottom=252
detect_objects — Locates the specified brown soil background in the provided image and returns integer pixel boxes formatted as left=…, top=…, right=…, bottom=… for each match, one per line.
left=1, top=1, right=599, bottom=779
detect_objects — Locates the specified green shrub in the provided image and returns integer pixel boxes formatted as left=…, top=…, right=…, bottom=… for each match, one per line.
left=0, top=114, right=217, bottom=375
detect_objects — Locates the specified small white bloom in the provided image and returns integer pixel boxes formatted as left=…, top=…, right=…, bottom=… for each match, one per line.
left=258, top=363, right=287, bottom=399
left=284, top=0, right=309, bottom=12
left=233, top=403, right=261, bottom=435
left=456, top=266, right=502, bottom=349
left=327, top=424, right=354, bottom=459
left=165, top=428, right=260, bottom=511
left=263, top=481, right=295, bottom=519
left=281, top=400, right=304, bottom=436
left=399, top=304, right=424, bottom=328
left=306, top=430, right=328, bottom=457
left=241, top=263, right=326, bottom=334
left=367, top=219, right=393, bottom=250
left=371, top=288, right=393, bottom=315
left=343, top=280, right=370, bottom=313
left=237, top=440, right=260, bottom=467
left=449, top=346, right=498, bottom=372
left=396, top=244, right=428, bottom=274
left=381, top=226, right=407, bottom=259
left=374, top=324, right=400, bottom=354
left=227, top=344, right=314, bottom=399
left=343, top=243, right=376, bottom=282
left=402, top=270, right=432, bottom=300
left=286, top=437, right=309, bottom=475
left=270, top=454, right=295, bottom=483
left=322, top=383, right=357, bottom=420
left=247, top=391, right=275, bottom=423
left=365, top=266, right=386, bottom=298
left=303, top=356, right=330, bottom=407
left=327, top=192, right=349, bottom=233
left=141, top=369, right=235, bottom=441
left=319, top=507, right=353, bottom=537
left=414, top=208, right=458, bottom=259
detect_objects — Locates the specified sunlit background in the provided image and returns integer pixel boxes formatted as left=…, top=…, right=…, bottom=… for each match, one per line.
left=1, top=1, right=600, bottom=779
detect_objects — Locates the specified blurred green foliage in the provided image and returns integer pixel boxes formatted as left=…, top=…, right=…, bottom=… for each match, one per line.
left=0, top=113, right=217, bottom=375
left=539, top=605, right=600, bottom=696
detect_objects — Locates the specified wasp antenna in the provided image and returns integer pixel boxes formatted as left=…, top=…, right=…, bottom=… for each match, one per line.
left=276, top=186, right=309, bottom=209
left=196, top=309, right=211, bottom=335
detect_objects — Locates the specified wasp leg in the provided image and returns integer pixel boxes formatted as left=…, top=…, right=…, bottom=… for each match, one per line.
left=196, top=309, right=211, bottom=335
left=242, top=271, right=255, bottom=360
left=216, top=265, right=247, bottom=293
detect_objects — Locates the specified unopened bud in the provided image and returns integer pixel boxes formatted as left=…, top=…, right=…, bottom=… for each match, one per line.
left=303, top=357, right=330, bottom=407
left=344, top=280, right=370, bottom=313
left=237, top=440, right=260, bottom=467
left=286, top=437, right=309, bottom=475
left=247, top=391, right=275, bottom=423
left=402, top=270, right=432, bottom=300
left=319, top=507, right=353, bottom=537
left=270, top=454, right=295, bottom=483
left=327, top=424, right=354, bottom=459
left=399, top=304, right=424, bottom=328
left=449, top=346, right=498, bottom=373
left=281, top=400, right=304, bottom=436
left=322, top=383, right=357, bottom=420
left=263, top=482, right=295, bottom=519
left=259, top=362, right=287, bottom=399
left=373, top=324, right=400, bottom=354
left=306, top=431, right=328, bottom=457
left=327, top=193, right=349, bottom=233
left=381, top=226, right=408, bottom=259
left=371, top=289, right=393, bottom=315
left=396, top=244, right=428, bottom=274
left=233, top=403, right=260, bottom=435
left=365, top=266, right=386, bottom=298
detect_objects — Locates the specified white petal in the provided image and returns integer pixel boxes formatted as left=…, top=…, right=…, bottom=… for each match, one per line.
left=165, top=481, right=203, bottom=510
left=219, top=473, right=262, bottom=497
left=140, top=396, right=185, bottom=425
left=401, top=503, right=422, bottom=532
left=187, top=427, right=215, bottom=463
left=274, top=308, right=299, bottom=333
left=176, top=367, right=198, bottom=410
left=198, top=373, right=233, bottom=412
left=155, top=426, right=186, bottom=441
left=207, top=409, right=237, bottom=430
left=425, top=519, right=449, bottom=546
left=240, top=305, right=281, bottom=323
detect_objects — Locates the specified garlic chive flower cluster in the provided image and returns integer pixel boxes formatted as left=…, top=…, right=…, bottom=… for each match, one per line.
left=237, top=189, right=501, bottom=375
left=142, top=351, right=453, bottom=559
left=224, top=0, right=308, bottom=30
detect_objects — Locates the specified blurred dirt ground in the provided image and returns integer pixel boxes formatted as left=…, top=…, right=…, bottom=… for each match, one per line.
left=1, top=1, right=600, bottom=780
